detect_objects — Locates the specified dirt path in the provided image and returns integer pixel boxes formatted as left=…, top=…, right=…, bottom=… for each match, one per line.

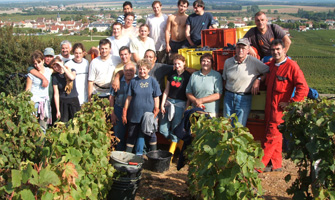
left=135, top=158, right=298, bottom=200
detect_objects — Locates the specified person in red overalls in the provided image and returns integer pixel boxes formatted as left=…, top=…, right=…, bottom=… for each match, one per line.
left=262, top=39, right=309, bottom=172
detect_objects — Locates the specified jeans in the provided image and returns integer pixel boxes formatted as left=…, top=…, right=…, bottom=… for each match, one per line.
left=127, top=122, right=157, bottom=156
left=113, top=104, right=126, bottom=151
left=223, top=91, right=252, bottom=127
left=159, top=99, right=185, bottom=142
left=34, top=102, right=47, bottom=134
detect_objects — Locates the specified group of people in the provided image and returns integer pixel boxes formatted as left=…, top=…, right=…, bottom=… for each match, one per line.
left=25, top=0, right=310, bottom=173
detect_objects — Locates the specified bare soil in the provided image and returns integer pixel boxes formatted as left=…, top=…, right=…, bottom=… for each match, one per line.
left=135, top=157, right=298, bottom=200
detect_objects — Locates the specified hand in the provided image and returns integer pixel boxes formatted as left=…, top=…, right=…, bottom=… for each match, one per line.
left=41, top=77, right=49, bottom=88
left=279, top=102, right=289, bottom=110
left=251, top=79, right=260, bottom=95
left=161, top=106, right=166, bottom=115
left=111, top=79, right=120, bottom=92
left=56, top=111, right=61, bottom=119
left=153, top=107, right=159, bottom=118
left=194, top=98, right=203, bottom=108
left=248, top=48, right=258, bottom=58
left=122, top=114, right=127, bottom=125
left=166, top=44, right=171, bottom=53
left=196, top=104, right=206, bottom=110
left=110, top=113, right=118, bottom=125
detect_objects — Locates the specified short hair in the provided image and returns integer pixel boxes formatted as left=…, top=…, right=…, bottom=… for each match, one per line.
left=124, top=63, right=136, bottom=71
left=119, top=46, right=131, bottom=55
left=99, top=39, right=111, bottom=48
left=270, top=39, right=285, bottom=49
left=178, top=0, right=189, bottom=6
left=255, top=11, right=266, bottom=18
left=145, top=49, right=156, bottom=58
left=72, top=43, right=85, bottom=53
left=123, top=1, right=132, bottom=8
left=124, top=12, right=135, bottom=19
left=200, top=53, right=213, bottom=64
left=60, top=40, right=72, bottom=49
left=112, top=22, right=123, bottom=30
left=173, top=54, right=186, bottom=63
left=139, top=24, right=150, bottom=31
left=137, top=58, right=154, bottom=70
left=152, top=0, right=162, bottom=7
left=30, top=50, right=44, bottom=64
left=193, top=0, right=204, bottom=8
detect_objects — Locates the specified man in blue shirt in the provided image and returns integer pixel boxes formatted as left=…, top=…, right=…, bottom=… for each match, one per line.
left=109, top=63, right=136, bottom=151
left=185, top=0, right=216, bottom=47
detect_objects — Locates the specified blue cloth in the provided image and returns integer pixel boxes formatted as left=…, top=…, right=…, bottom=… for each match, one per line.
left=110, top=76, right=129, bottom=108
left=223, top=91, right=252, bottom=127
left=186, top=12, right=215, bottom=46
left=159, top=98, right=186, bottom=142
left=127, top=76, right=162, bottom=123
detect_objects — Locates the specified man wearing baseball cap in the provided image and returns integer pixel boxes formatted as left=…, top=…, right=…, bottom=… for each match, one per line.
left=222, top=38, right=269, bottom=126
left=43, top=47, right=55, bottom=67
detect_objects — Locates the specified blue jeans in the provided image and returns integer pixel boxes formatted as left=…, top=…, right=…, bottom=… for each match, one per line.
left=113, top=104, right=126, bottom=151
left=159, top=99, right=185, bottom=142
left=223, top=91, right=252, bottom=127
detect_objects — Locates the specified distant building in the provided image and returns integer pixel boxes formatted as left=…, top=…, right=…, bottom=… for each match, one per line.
left=88, top=23, right=111, bottom=32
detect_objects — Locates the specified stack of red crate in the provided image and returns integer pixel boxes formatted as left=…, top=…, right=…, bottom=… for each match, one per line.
left=201, top=28, right=236, bottom=48
left=212, top=49, right=236, bottom=74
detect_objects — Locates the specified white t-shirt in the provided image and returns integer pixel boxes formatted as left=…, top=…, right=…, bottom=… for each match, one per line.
left=130, top=36, right=156, bottom=60
left=146, top=14, right=168, bottom=51
left=28, top=67, right=52, bottom=103
left=88, top=56, right=118, bottom=97
left=107, top=36, right=131, bottom=64
left=65, top=58, right=89, bottom=105
left=56, top=54, right=74, bottom=63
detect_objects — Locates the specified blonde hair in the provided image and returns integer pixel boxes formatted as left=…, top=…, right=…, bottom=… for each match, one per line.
left=50, top=56, right=73, bottom=94
left=137, top=58, right=153, bottom=70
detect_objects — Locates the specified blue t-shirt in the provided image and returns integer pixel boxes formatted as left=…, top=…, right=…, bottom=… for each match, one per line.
left=110, top=76, right=129, bottom=108
left=186, top=12, right=215, bottom=46
left=127, top=76, right=162, bottom=123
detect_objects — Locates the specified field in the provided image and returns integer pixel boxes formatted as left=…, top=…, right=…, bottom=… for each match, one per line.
left=288, top=30, right=335, bottom=94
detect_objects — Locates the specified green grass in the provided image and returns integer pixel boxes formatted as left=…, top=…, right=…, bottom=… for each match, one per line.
left=39, top=34, right=107, bottom=52
left=289, top=30, right=335, bottom=94
left=0, top=14, right=74, bottom=21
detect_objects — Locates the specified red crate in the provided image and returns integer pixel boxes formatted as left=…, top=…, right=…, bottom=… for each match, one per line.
left=246, top=119, right=266, bottom=147
left=212, top=49, right=235, bottom=73
left=201, top=28, right=236, bottom=48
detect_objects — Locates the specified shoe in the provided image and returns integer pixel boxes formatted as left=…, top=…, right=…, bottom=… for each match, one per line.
left=263, top=166, right=272, bottom=172
left=273, top=168, right=282, bottom=172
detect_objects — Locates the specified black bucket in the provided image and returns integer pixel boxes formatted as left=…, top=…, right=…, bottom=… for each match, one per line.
left=108, top=177, right=141, bottom=200
left=109, top=151, right=143, bottom=200
left=146, top=150, right=172, bottom=173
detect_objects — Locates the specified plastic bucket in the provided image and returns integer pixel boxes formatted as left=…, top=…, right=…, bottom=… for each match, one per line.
left=146, top=150, right=172, bottom=173
left=110, top=151, right=144, bottom=178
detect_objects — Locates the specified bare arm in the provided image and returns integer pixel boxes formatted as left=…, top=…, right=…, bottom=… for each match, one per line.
left=63, top=65, right=76, bottom=81
left=30, top=69, right=48, bottom=88
left=122, top=96, right=132, bottom=125
left=196, top=93, right=221, bottom=105
left=153, top=96, right=160, bottom=118
left=53, top=85, right=61, bottom=119
left=185, top=25, right=194, bottom=47
left=109, top=95, right=118, bottom=125
left=88, top=81, right=93, bottom=101
left=251, top=75, right=266, bottom=95
left=282, top=35, right=291, bottom=53
left=111, top=70, right=124, bottom=92
left=248, top=46, right=258, bottom=58
left=165, top=16, right=172, bottom=53
left=25, top=77, right=32, bottom=91
left=161, top=81, right=170, bottom=114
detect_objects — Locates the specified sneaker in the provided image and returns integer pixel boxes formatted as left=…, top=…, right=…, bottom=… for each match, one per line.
left=263, top=166, right=272, bottom=173
left=273, top=168, right=282, bottom=172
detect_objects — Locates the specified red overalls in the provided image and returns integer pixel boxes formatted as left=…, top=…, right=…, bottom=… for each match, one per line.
left=262, top=58, right=309, bottom=170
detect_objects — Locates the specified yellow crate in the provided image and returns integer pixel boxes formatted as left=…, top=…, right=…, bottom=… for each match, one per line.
left=186, top=51, right=212, bottom=70
left=178, top=48, right=194, bottom=60
left=236, top=25, right=256, bottom=41
left=251, top=90, right=266, bottom=111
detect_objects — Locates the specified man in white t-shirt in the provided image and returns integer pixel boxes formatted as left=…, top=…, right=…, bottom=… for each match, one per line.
left=56, top=40, right=74, bottom=63
left=146, top=1, right=168, bottom=63
left=88, top=39, right=118, bottom=100
left=107, top=22, right=131, bottom=64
